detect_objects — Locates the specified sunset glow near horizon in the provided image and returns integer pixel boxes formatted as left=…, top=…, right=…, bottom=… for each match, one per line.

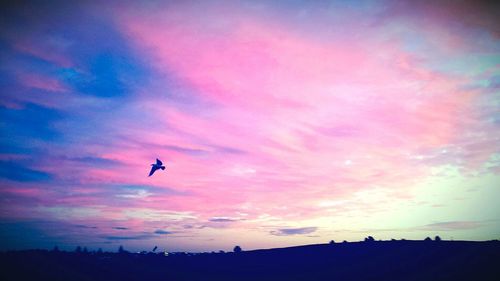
left=0, top=0, right=499, bottom=252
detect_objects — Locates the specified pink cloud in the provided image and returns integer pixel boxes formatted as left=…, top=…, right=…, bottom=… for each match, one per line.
left=13, top=38, right=74, bottom=68
left=3, top=1, right=498, bottom=251
left=17, top=72, right=68, bottom=93
left=81, top=2, right=487, bottom=222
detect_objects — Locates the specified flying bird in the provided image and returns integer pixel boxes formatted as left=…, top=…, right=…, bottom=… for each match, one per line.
left=149, top=158, right=166, bottom=177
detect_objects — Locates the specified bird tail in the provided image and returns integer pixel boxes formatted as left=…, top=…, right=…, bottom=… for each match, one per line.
left=161, top=166, right=166, bottom=170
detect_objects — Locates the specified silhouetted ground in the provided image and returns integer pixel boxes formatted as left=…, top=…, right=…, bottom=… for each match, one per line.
left=1, top=240, right=499, bottom=281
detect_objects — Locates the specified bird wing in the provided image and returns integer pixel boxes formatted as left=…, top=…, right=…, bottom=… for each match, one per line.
left=149, top=166, right=158, bottom=176
left=156, top=158, right=163, bottom=166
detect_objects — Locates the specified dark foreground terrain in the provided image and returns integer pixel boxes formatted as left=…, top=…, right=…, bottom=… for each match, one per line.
left=1, top=240, right=499, bottom=281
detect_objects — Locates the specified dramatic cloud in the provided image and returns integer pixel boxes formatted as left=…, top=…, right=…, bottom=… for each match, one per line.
left=0, top=0, right=499, bottom=251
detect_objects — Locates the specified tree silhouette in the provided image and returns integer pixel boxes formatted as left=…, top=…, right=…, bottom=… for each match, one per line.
left=52, top=246, right=59, bottom=252
left=97, top=248, right=103, bottom=254
left=233, top=246, right=242, bottom=253
left=424, top=237, right=432, bottom=241
left=118, top=245, right=126, bottom=254
left=75, top=246, right=82, bottom=253
left=435, top=235, right=442, bottom=242
left=364, top=236, right=375, bottom=242
left=329, top=240, right=335, bottom=245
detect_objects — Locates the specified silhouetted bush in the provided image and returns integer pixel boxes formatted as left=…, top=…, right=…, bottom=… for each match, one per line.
left=424, top=237, right=432, bottom=241
left=118, top=245, right=126, bottom=254
left=75, top=246, right=82, bottom=253
left=52, top=246, right=59, bottom=252
left=329, top=240, right=335, bottom=245
left=364, top=236, right=375, bottom=242
left=233, top=246, right=242, bottom=253
left=435, top=236, right=442, bottom=242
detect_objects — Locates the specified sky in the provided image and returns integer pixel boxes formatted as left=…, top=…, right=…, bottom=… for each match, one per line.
left=0, top=0, right=499, bottom=253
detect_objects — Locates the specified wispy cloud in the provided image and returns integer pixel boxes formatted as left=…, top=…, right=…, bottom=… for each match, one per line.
left=417, top=221, right=484, bottom=231
left=208, top=217, right=242, bottom=223
left=0, top=160, right=53, bottom=182
left=103, top=234, right=153, bottom=241
left=270, top=227, right=318, bottom=236
left=154, top=229, right=172, bottom=235
left=0, top=0, right=499, bottom=251
left=65, top=156, right=121, bottom=167
left=75, top=224, right=98, bottom=229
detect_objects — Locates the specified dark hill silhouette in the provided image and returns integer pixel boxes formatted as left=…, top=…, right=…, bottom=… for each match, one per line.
left=1, top=240, right=499, bottom=281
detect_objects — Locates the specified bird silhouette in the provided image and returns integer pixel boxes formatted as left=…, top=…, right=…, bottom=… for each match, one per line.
left=149, top=158, right=166, bottom=176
